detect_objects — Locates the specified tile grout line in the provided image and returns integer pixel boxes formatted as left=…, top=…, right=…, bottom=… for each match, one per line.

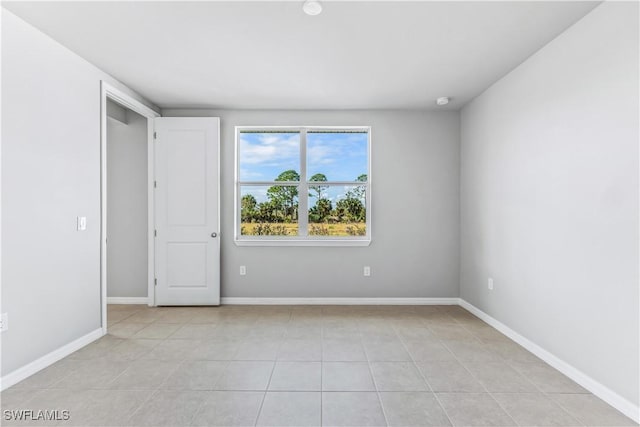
left=124, top=386, right=163, bottom=425
left=535, top=391, right=588, bottom=426
left=82, top=312, right=180, bottom=426
left=436, top=323, right=522, bottom=427
left=451, top=317, right=572, bottom=425
left=362, top=323, right=390, bottom=427
left=395, top=322, right=456, bottom=427
left=253, top=308, right=292, bottom=426
left=99, top=330, right=187, bottom=424
left=451, top=307, right=588, bottom=425
left=188, top=391, right=208, bottom=427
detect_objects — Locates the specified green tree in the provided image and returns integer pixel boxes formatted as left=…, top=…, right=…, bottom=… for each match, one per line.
left=309, top=197, right=333, bottom=222
left=267, top=170, right=300, bottom=221
left=257, top=200, right=279, bottom=222
left=332, top=174, right=367, bottom=222
left=353, top=174, right=367, bottom=200
left=241, top=194, right=257, bottom=222
left=309, top=173, right=328, bottom=200
left=336, top=196, right=365, bottom=222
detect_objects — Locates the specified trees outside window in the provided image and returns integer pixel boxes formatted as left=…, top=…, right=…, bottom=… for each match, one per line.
left=237, top=127, right=370, bottom=243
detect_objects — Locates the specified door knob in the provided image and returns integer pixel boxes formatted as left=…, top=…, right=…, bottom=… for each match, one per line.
left=211, top=232, right=218, bottom=238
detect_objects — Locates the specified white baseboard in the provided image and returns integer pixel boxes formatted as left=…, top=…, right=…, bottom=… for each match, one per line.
left=458, top=299, right=639, bottom=423
left=0, top=328, right=104, bottom=391
left=107, top=297, right=148, bottom=305
left=220, top=297, right=459, bottom=305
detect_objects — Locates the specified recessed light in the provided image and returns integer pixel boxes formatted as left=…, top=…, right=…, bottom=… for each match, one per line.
left=303, top=0, right=323, bottom=16
left=436, top=97, right=450, bottom=106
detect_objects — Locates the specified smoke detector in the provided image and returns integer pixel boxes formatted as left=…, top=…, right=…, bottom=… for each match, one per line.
left=303, top=0, right=323, bottom=16
left=436, top=97, right=450, bottom=106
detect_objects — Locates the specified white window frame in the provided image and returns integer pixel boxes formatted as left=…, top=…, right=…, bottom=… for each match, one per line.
left=234, top=125, right=371, bottom=246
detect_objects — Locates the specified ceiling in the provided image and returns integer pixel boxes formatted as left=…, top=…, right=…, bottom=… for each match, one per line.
left=3, top=1, right=599, bottom=110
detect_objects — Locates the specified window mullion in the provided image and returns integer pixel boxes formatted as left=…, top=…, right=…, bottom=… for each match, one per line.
left=298, top=129, right=308, bottom=236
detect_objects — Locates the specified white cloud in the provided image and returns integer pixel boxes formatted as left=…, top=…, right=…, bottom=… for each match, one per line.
left=306, top=135, right=368, bottom=176
left=240, top=134, right=299, bottom=166
left=307, top=143, right=339, bottom=166
left=239, top=168, right=265, bottom=179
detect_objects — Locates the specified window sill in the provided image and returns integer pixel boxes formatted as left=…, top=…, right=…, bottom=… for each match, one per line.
left=234, top=239, right=371, bottom=247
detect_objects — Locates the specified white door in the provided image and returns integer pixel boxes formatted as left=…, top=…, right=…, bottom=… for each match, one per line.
left=154, top=117, right=220, bottom=305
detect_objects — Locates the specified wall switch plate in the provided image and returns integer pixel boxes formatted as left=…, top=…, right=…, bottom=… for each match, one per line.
left=77, top=216, right=87, bottom=231
left=239, top=265, right=247, bottom=276
left=363, top=266, right=371, bottom=277
left=488, top=278, right=494, bottom=290
left=1, top=313, right=8, bottom=332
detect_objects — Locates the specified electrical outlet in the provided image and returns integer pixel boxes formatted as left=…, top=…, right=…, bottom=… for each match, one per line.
left=239, top=265, right=247, bottom=276
left=488, top=278, right=494, bottom=291
left=363, top=266, right=371, bottom=277
left=1, top=313, right=8, bottom=332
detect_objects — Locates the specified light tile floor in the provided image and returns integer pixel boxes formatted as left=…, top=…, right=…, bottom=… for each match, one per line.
left=1, top=304, right=637, bottom=427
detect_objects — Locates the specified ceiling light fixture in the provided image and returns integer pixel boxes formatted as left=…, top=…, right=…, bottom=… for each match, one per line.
left=436, top=97, right=450, bottom=106
left=303, top=0, right=323, bottom=16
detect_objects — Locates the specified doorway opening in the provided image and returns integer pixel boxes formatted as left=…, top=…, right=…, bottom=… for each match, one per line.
left=100, top=81, right=160, bottom=333
left=106, top=100, right=148, bottom=304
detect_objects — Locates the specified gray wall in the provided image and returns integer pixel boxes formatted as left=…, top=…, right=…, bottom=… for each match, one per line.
left=107, top=102, right=148, bottom=299
left=1, top=11, right=157, bottom=376
left=460, top=2, right=639, bottom=406
left=163, top=109, right=460, bottom=298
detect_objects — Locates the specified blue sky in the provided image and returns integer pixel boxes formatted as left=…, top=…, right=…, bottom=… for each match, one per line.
left=307, top=132, right=368, bottom=181
left=239, top=131, right=368, bottom=206
left=239, top=132, right=368, bottom=182
left=239, top=132, right=300, bottom=181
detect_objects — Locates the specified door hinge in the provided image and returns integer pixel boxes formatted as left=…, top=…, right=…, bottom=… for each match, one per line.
left=154, top=278, right=157, bottom=286
left=153, top=131, right=157, bottom=139
left=154, top=180, right=157, bottom=188
left=154, top=229, right=157, bottom=237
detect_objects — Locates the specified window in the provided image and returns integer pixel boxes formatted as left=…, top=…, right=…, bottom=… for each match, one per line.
left=235, top=126, right=371, bottom=246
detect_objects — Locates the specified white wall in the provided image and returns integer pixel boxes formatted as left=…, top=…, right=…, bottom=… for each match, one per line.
left=460, top=1, right=639, bottom=409
left=106, top=102, right=148, bottom=299
left=163, top=109, right=461, bottom=299
left=1, top=10, right=157, bottom=376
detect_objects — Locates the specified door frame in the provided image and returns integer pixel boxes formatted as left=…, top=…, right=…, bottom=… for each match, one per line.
left=100, top=81, right=160, bottom=333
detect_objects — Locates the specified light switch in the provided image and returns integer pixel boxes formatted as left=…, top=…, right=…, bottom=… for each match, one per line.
left=77, top=216, right=87, bottom=231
